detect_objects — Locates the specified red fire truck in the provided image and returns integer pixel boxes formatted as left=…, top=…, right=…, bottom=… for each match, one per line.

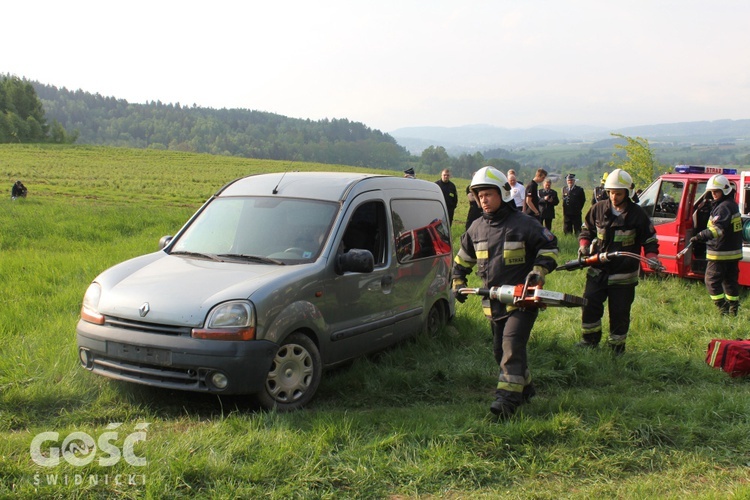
left=637, top=165, right=750, bottom=285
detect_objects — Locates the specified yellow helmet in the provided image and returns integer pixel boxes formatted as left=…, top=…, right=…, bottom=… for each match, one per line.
left=470, top=166, right=512, bottom=203
left=601, top=172, right=609, bottom=184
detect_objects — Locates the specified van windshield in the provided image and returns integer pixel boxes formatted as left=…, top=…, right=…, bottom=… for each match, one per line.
left=170, top=197, right=339, bottom=263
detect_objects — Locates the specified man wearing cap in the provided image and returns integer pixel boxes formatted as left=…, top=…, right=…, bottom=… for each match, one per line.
left=404, top=167, right=416, bottom=179
left=562, top=174, right=586, bottom=235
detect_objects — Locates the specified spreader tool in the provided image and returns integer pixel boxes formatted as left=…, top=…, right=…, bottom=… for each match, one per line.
left=556, top=251, right=665, bottom=273
left=459, top=284, right=587, bottom=309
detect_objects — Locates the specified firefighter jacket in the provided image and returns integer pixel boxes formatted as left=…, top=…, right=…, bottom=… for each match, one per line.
left=579, top=198, right=659, bottom=286
left=697, top=196, right=742, bottom=261
left=453, top=203, right=558, bottom=319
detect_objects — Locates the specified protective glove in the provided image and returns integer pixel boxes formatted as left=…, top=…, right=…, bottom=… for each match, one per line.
left=690, top=234, right=705, bottom=244
left=452, top=279, right=467, bottom=303
left=525, top=266, right=546, bottom=287
left=645, top=253, right=663, bottom=271
left=578, top=241, right=591, bottom=258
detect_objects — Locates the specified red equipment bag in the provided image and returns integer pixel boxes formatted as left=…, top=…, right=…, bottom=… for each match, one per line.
left=706, top=339, right=750, bottom=377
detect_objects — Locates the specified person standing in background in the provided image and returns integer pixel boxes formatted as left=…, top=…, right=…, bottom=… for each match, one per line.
left=435, top=168, right=458, bottom=225
left=465, top=184, right=482, bottom=231
left=523, top=168, right=547, bottom=220
left=562, top=173, right=586, bottom=235
left=538, top=178, right=559, bottom=231
left=508, top=173, right=525, bottom=209
left=592, top=172, right=608, bottom=205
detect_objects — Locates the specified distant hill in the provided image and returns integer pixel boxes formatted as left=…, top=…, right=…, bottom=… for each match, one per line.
left=30, top=81, right=412, bottom=170
left=390, top=120, right=750, bottom=155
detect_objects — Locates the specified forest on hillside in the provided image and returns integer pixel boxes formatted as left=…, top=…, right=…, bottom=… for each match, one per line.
left=31, top=82, right=412, bottom=170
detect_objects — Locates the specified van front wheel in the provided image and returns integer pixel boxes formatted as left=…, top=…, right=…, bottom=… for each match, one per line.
left=257, top=332, right=322, bottom=411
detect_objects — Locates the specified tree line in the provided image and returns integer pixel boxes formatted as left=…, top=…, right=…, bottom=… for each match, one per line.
left=31, top=80, right=412, bottom=170
left=5, top=75, right=670, bottom=184
left=0, top=76, right=77, bottom=144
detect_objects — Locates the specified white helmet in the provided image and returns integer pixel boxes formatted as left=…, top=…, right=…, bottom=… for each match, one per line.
left=705, top=174, right=732, bottom=196
left=604, top=168, right=633, bottom=197
left=470, top=166, right=512, bottom=203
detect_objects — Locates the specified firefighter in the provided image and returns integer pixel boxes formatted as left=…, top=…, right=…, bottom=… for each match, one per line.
left=577, top=168, right=660, bottom=355
left=592, top=172, right=608, bottom=205
left=452, top=166, right=558, bottom=419
left=690, top=174, right=742, bottom=316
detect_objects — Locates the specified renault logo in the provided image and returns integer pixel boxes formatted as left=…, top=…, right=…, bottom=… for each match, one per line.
left=139, top=302, right=150, bottom=318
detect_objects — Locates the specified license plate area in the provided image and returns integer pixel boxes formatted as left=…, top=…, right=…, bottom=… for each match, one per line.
left=107, top=342, right=172, bottom=366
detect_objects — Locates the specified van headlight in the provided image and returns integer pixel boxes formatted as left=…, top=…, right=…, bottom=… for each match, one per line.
left=192, top=301, right=256, bottom=340
left=80, top=283, right=105, bottom=325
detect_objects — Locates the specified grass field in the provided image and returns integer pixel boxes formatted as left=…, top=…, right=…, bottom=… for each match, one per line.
left=1, top=144, right=749, bottom=499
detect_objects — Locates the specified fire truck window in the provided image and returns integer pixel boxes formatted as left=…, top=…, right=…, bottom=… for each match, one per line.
left=391, top=199, right=451, bottom=263
left=654, top=181, right=683, bottom=219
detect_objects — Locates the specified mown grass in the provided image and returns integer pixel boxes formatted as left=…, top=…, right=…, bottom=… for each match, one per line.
left=1, top=144, right=749, bottom=499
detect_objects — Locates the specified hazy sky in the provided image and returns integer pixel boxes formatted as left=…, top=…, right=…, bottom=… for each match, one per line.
left=5, top=1, right=750, bottom=132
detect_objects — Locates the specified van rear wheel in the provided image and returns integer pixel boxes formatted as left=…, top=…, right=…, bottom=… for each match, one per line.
left=257, top=332, right=322, bottom=411
left=423, top=303, right=445, bottom=337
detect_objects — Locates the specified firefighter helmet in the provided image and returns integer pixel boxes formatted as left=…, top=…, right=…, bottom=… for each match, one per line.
left=600, top=172, right=609, bottom=184
left=470, top=166, right=513, bottom=203
left=705, top=174, right=732, bottom=196
left=604, top=169, right=633, bottom=197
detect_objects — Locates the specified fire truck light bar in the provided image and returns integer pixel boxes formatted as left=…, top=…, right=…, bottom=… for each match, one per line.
left=674, top=165, right=737, bottom=175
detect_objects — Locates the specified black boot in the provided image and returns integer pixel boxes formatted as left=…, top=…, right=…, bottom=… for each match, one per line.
left=728, top=300, right=739, bottom=317
left=576, top=332, right=601, bottom=349
left=490, top=391, right=522, bottom=420
left=609, top=342, right=625, bottom=357
left=714, top=299, right=729, bottom=315
left=522, top=383, right=536, bottom=403
left=490, top=398, right=518, bottom=419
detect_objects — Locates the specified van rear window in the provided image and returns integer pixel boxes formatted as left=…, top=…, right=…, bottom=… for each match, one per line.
left=391, top=199, right=451, bottom=262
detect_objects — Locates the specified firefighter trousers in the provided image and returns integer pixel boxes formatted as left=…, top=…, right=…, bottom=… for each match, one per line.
left=491, top=308, right=538, bottom=404
left=705, top=260, right=740, bottom=303
left=581, top=270, right=636, bottom=347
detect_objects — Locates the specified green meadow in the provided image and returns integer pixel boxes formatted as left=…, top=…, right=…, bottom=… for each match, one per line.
left=1, top=144, right=749, bottom=499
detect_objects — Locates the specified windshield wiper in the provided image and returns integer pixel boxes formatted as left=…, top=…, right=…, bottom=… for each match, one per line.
left=170, top=251, right=221, bottom=261
left=217, top=254, right=286, bottom=265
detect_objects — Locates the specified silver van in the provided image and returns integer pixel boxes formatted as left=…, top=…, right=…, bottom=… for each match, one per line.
left=76, top=172, right=455, bottom=410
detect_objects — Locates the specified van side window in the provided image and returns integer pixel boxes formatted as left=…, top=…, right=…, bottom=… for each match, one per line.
left=391, top=199, right=451, bottom=263
left=342, top=201, right=387, bottom=266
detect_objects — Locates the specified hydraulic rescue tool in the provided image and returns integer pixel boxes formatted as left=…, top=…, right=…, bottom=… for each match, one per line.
left=459, top=276, right=588, bottom=309
left=556, top=251, right=666, bottom=272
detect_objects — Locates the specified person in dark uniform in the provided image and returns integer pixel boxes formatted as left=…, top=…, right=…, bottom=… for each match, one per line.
left=562, top=173, right=586, bottom=235
left=577, top=169, right=660, bottom=355
left=690, top=174, right=742, bottom=316
left=592, top=172, right=608, bottom=205
left=538, top=178, right=559, bottom=231
left=435, top=168, right=458, bottom=226
left=465, top=184, right=482, bottom=231
left=452, top=166, right=558, bottom=419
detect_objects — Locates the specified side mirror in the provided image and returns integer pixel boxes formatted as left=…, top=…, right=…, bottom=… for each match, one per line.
left=158, top=235, right=173, bottom=250
left=335, top=249, right=374, bottom=275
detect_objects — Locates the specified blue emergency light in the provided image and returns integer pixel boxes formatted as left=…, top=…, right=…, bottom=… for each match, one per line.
left=673, top=165, right=737, bottom=175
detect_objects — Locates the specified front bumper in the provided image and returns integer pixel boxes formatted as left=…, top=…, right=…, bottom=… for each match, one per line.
left=76, top=319, right=278, bottom=395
